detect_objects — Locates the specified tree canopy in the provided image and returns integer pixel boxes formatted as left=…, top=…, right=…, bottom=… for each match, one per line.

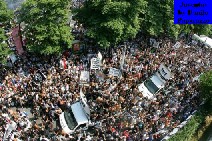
left=18, top=0, right=73, bottom=55
left=199, top=71, right=212, bottom=105
left=192, top=25, right=212, bottom=36
left=0, top=0, right=13, bottom=64
left=0, top=0, right=13, bottom=23
left=75, top=0, right=147, bottom=48
left=140, top=0, right=212, bottom=38
left=75, top=0, right=211, bottom=45
left=140, top=0, right=180, bottom=38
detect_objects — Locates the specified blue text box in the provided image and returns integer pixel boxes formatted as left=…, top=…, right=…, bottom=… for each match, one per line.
left=174, top=0, right=212, bottom=24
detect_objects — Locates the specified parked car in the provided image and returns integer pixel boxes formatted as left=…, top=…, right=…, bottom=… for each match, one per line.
left=138, top=64, right=172, bottom=99
left=59, top=89, right=91, bottom=134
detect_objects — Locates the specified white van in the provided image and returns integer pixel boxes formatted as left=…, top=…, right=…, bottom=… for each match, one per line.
left=192, top=34, right=212, bottom=48
left=138, top=64, right=172, bottom=99
left=59, top=89, right=91, bottom=134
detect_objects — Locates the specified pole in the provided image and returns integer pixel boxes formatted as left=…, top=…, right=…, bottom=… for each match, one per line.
left=120, top=43, right=126, bottom=70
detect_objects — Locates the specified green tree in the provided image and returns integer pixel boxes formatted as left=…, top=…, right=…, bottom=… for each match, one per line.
left=192, top=25, right=212, bottom=35
left=141, top=0, right=212, bottom=39
left=199, top=71, right=212, bottom=105
left=0, top=0, right=13, bottom=64
left=140, top=0, right=181, bottom=39
left=75, top=0, right=147, bottom=48
left=179, top=24, right=212, bottom=36
left=18, top=0, right=73, bottom=55
left=0, top=28, right=12, bottom=64
left=0, top=0, right=13, bottom=22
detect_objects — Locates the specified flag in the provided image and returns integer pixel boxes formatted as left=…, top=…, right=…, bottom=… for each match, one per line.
left=11, top=26, right=24, bottom=55
left=97, top=51, right=102, bottom=61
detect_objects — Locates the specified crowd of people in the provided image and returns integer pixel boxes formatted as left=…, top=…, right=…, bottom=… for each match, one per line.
left=0, top=35, right=211, bottom=141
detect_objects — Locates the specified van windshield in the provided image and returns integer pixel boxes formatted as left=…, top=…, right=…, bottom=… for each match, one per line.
left=144, top=79, right=159, bottom=94
left=64, top=110, right=78, bottom=130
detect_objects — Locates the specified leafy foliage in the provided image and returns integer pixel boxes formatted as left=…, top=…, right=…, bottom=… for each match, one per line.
left=18, top=0, right=73, bottom=55
left=0, top=0, right=13, bottom=64
left=140, top=0, right=212, bottom=38
left=200, top=71, right=212, bottom=105
left=0, top=0, right=13, bottom=23
left=168, top=112, right=203, bottom=141
left=192, top=25, right=212, bottom=36
left=0, top=28, right=12, bottom=64
left=75, top=0, right=147, bottom=48
left=74, top=0, right=212, bottom=45
left=168, top=102, right=212, bottom=141
left=179, top=24, right=212, bottom=37
left=140, top=0, right=180, bottom=38
left=169, top=72, right=212, bottom=141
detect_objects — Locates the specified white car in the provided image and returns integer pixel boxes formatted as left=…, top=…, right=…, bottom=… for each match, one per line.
left=138, top=75, right=165, bottom=99
left=59, top=89, right=91, bottom=134
left=59, top=102, right=90, bottom=134
left=138, top=64, right=172, bottom=99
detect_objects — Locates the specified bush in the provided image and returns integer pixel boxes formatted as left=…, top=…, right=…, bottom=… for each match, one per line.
left=199, top=71, right=212, bottom=106
left=168, top=102, right=212, bottom=141
left=168, top=112, right=203, bottom=141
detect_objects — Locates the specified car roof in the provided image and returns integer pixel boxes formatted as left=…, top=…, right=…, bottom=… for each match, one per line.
left=151, top=75, right=164, bottom=89
left=71, top=102, right=88, bottom=125
left=199, top=35, right=212, bottom=48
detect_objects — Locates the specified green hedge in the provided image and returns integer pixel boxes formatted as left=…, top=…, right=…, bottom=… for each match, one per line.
left=168, top=113, right=203, bottom=141
left=168, top=103, right=211, bottom=141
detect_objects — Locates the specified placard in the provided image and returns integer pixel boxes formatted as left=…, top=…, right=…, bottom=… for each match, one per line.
left=97, top=51, right=102, bottom=61
left=80, top=88, right=90, bottom=119
left=80, top=71, right=90, bottom=84
left=90, top=58, right=101, bottom=70
left=109, top=68, right=121, bottom=77
left=158, top=64, right=172, bottom=80
left=173, top=42, right=181, bottom=48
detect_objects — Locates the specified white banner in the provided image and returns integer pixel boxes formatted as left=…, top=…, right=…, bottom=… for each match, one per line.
left=90, top=58, right=101, bottom=70
left=80, top=88, right=90, bottom=119
left=120, top=46, right=126, bottom=70
left=173, top=42, right=181, bottom=48
left=97, top=52, right=103, bottom=61
left=109, top=68, right=121, bottom=77
left=80, top=71, right=90, bottom=84
left=158, top=64, right=172, bottom=80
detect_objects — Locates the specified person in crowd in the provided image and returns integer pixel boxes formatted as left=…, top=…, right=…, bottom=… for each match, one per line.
left=0, top=35, right=211, bottom=140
